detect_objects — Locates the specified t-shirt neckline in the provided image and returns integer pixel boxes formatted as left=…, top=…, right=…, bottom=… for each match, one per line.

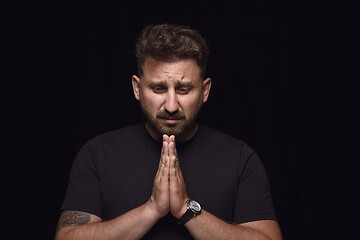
left=141, top=122, right=202, bottom=147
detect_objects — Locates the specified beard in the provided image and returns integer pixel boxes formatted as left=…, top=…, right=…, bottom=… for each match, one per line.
left=139, top=97, right=203, bottom=138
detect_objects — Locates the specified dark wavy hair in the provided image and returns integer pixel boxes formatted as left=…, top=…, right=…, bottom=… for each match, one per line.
left=135, top=24, right=209, bottom=78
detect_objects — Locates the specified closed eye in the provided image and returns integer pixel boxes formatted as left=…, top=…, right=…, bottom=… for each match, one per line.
left=176, top=88, right=191, bottom=94
left=151, top=87, right=167, bottom=94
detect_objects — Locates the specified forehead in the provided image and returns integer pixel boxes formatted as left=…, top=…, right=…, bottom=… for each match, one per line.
left=142, top=58, right=202, bottom=83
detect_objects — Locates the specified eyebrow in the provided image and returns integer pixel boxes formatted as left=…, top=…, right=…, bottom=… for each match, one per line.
left=148, top=81, right=166, bottom=88
left=148, top=79, right=194, bottom=87
left=176, top=80, right=193, bottom=86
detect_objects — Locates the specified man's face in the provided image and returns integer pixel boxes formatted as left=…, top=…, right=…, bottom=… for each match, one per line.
left=132, top=58, right=211, bottom=141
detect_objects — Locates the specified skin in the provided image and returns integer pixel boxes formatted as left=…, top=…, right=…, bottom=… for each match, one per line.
left=55, top=58, right=282, bottom=240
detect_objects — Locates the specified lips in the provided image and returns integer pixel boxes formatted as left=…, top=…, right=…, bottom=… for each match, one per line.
left=156, top=111, right=186, bottom=124
left=161, top=118, right=182, bottom=124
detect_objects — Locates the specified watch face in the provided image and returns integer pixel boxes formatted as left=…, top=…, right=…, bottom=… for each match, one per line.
left=189, top=200, right=201, bottom=212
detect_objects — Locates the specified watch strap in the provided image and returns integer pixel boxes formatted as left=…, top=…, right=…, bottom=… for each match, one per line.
left=178, top=207, right=196, bottom=224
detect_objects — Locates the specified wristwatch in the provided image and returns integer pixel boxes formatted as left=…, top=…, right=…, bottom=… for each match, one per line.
left=178, top=199, right=202, bottom=224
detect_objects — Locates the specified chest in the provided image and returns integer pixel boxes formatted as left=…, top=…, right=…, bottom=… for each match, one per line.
left=97, top=144, right=238, bottom=222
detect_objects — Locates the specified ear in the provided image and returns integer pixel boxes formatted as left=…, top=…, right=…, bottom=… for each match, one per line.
left=132, top=75, right=141, bottom=100
left=202, top=77, right=212, bottom=103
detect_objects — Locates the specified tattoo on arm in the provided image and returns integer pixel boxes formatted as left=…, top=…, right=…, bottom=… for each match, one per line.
left=56, top=210, right=91, bottom=232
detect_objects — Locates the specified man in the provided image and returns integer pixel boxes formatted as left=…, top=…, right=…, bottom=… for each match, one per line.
left=56, top=24, right=282, bottom=240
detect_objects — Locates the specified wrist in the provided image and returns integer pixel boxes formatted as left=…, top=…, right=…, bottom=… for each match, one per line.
left=144, top=200, right=165, bottom=221
left=174, top=200, right=190, bottom=219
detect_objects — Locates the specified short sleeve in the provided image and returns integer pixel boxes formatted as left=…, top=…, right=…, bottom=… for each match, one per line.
left=233, top=144, right=277, bottom=224
left=61, top=141, right=102, bottom=218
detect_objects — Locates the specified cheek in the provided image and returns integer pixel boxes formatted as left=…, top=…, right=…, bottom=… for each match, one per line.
left=141, top=92, right=163, bottom=113
left=179, top=94, right=203, bottom=115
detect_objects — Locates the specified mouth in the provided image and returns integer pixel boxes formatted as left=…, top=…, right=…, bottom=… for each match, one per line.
left=160, top=117, right=183, bottom=124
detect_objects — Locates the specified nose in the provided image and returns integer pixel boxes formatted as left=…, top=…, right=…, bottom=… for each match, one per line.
left=164, top=89, right=179, bottom=114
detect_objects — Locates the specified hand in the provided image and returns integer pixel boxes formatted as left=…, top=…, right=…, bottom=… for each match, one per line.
left=168, top=135, right=189, bottom=219
left=148, top=137, right=171, bottom=218
left=148, top=135, right=189, bottom=220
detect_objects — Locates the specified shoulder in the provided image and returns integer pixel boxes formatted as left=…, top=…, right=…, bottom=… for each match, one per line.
left=69, top=123, right=148, bottom=170
left=86, top=123, right=145, bottom=147
left=198, top=125, right=259, bottom=164
left=76, top=123, right=148, bottom=160
left=199, top=125, right=250, bottom=150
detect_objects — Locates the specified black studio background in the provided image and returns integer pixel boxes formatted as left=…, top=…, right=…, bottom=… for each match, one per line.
left=5, top=0, right=357, bottom=239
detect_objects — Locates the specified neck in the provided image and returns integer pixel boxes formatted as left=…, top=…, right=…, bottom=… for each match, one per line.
left=145, top=122, right=199, bottom=143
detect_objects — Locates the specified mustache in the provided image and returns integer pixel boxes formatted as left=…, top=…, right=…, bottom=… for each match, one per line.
left=156, top=110, right=186, bottom=120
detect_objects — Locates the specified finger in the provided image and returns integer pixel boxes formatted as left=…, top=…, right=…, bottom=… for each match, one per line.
left=156, top=156, right=167, bottom=183
left=169, top=143, right=180, bottom=171
left=171, top=154, right=184, bottom=182
left=161, top=137, right=171, bottom=162
left=169, top=141, right=174, bottom=157
left=161, top=156, right=170, bottom=178
left=169, top=138, right=177, bottom=157
left=169, top=135, right=176, bottom=151
left=170, top=156, right=181, bottom=184
left=156, top=145, right=165, bottom=177
left=164, top=140, right=169, bottom=158
left=170, top=135, right=178, bottom=154
left=163, top=134, right=169, bottom=144
left=156, top=140, right=169, bottom=181
left=169, top=156, right=176, bottom=183
left=158, top=145, right=164, bottom=169
left=168, top=136, right=181, bottom=179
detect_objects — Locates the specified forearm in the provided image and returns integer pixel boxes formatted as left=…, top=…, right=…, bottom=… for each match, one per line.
left=185, top=210, right=273, bottom=240
left=55, top=201, right=159, bottom=240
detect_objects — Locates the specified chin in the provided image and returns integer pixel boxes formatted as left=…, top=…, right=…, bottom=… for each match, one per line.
left=158, top=125, right=184, bottom=137
left=159, top=121, right=197, bottom=138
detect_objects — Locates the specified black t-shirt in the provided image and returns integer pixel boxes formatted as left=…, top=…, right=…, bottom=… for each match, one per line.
left=61, top=123, right=276, bottom=239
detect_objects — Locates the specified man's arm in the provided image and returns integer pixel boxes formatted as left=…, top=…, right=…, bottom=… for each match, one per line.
left=55, top=202, right=159, bottom=240
left=55, top=139, right=172, bottom=240
left=185, top=210, right=282, bottom=240
left=166, top=135, right=282, bottom=240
